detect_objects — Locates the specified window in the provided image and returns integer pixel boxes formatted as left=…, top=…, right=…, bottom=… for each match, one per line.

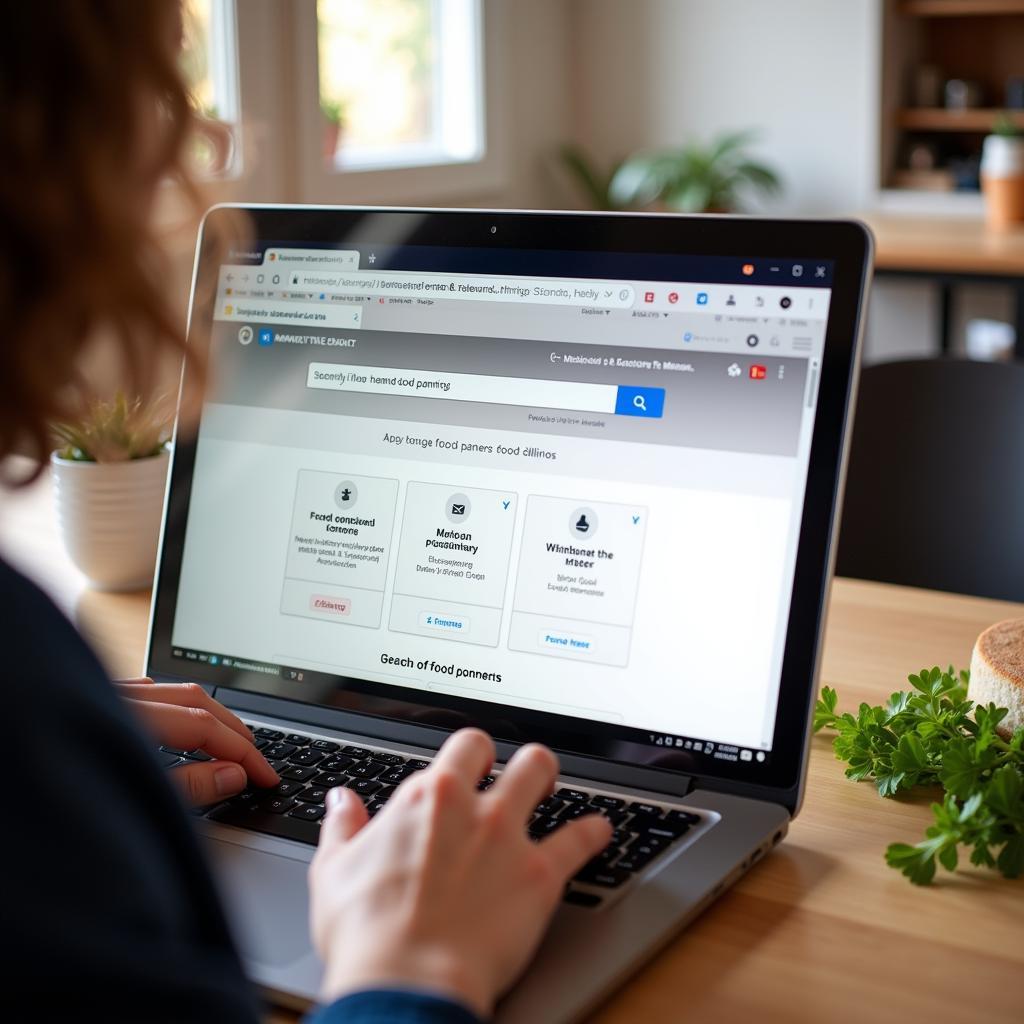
left=316, top=0, right=484, bottom=171
left=180, top=0, right=241, bottom=177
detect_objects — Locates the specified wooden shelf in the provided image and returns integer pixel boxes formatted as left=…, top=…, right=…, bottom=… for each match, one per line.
left=901, top=0, right=1024, bottom=16
left=897, top=108, right=1024, bottom=131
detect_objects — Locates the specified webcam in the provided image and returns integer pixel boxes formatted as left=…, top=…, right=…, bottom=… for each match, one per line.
left=490, top=225, right=498, bottom=234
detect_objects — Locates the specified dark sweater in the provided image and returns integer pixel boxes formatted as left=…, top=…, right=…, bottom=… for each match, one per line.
left=2, top=557, right=476, bottom=1023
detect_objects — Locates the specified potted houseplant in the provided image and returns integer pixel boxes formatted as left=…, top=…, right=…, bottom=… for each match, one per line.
left=980, top=114, right=1024, bottom=231
left=609, top=130, right=782, bottom=213
left=51, top=394, right=172, bottom=591
left=321, top=97, right=346, bottom=162
left=556, top=131, right=781, bottom=213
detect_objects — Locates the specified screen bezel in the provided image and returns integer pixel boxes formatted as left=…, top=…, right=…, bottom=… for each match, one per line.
left=147, top=205, right=870, bottom=807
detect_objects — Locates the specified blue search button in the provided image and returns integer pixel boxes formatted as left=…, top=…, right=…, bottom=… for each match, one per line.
left=614, top=386, right=665, bottom=418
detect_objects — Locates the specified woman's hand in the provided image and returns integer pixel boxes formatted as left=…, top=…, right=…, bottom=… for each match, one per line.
left=115, top=678, right=279, bottom=805
left=308, top=728, right=611, bottom=1019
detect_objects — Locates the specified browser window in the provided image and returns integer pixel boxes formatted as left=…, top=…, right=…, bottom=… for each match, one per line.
left=169, top=244, right=832, bottom=764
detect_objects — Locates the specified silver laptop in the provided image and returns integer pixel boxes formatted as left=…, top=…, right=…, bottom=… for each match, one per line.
left=146, top=206, right=871, bottom=1021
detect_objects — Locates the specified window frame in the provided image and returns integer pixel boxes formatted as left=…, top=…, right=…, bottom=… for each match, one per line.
left=289, top=0, right=507, bottom=204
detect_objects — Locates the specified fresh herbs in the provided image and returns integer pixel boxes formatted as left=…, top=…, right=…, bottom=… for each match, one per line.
left=814, top=667, right=1024, bottom=884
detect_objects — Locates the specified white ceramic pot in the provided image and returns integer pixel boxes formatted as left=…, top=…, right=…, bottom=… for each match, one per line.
left=51, top=449, right=169, bottom=591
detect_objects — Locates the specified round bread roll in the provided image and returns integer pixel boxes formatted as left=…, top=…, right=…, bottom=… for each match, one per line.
left=969, top=619, right=1024, bottom=739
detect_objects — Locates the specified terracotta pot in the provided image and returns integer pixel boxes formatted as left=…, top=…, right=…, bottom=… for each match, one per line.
left=981, top=134, right=1024, bottom=231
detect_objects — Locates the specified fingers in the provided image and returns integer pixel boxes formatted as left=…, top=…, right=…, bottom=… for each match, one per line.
left=127, top=700, right=278, bottom=788
left=429, top=728, right=495, bottom=788
left=170, top=761, right=247, bottom=807
left=116, top=682, right=253, bottom=744
left=486, top=743, right=558, bottom=823
left=319, top=786, right=370, bottom=847
left=540, top=814, right=612, bottom=880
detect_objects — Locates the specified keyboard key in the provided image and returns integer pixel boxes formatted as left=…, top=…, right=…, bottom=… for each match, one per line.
left=285, top=733, right=309, bottom=746
left=207, top=804, right=321, bottom=845
left=377, top=786, right=396, bottom=801
left=366, top=799, right=387, bottom=815
left=348, top=779, right=383, bottom=798
left=611, top=829, right=632, bottom=846
left=535, top=796, right=566, bottom=816
left=273, top=781, right=303, bottom=797
left=407, top=759, right=430, bottom=770
left=281, top=764, right=318, bottom=781
left=379, top=766, right=416, bottom=785
left=575, top=865, right=630, bottom=888
left=296, top=787, right=328, bottom=804
left=253, top=739, right=271, bottom=752
left=627, top=802, right=664, bottom=819
left=158, top=751, right=185, bottom=768
left=227, top=789, right=260, bottom=808
left=349, top=761, right=386, bottom=780
left=262, top=796, right=297, bottom=815
left=598, top=809, right=629, bottom=827
left=556, top=788, right=589, bottom=803
left=160, top=746, right=188, bottom=756
left=254, top=728, right=284, bottom=740
left=563, top=889, right=602, bottom=908
left=311, top=739, right=340, bottom=753
left=370, top=752, right=405, bottom=765
left=268, top=760, right=289, bottom=773
left=289, top=803, right=325, bottom=823
left=342, top=745, right=372, bottom=758
left=665, top=809, right=702, bottom=827
left=477, top=775, right=496, bottom=791
left=528, top=815, right=564, bottom=836
left=644, top=822, right=690, bottom=841
left=559, top=803, right=601, bottom=821
left=186, top=749, right=214, bottom=762
left=263, top=742, right=297, bottom=760
left=320, top=756, right=356, bottom=773
left=590, top=795, right=625, bottom=810
left=289, top=749, right=327, bottom=767
left=315, top=772, right=348, bottom=788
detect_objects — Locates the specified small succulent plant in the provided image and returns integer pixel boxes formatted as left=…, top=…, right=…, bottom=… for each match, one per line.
left=53, top=393, right=172, bottom=463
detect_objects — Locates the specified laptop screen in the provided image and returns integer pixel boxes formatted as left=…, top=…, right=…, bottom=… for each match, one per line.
left=151, top=212, right=849, bottom=787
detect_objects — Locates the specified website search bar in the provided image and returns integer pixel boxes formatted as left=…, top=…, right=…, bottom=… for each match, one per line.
left=291, top=271, right=636, bottom=308
left=306, top=362, right=665, bottom=418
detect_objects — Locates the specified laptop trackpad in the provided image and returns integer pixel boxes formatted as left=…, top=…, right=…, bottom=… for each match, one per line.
left=204, top=836, right=315, bottom=970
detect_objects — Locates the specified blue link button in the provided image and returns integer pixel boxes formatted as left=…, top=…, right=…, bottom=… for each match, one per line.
left=614, top=385, right=665, bottom=418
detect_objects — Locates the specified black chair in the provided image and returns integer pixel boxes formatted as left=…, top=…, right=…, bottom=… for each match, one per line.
left=835, top=357, right=1024, bottom=602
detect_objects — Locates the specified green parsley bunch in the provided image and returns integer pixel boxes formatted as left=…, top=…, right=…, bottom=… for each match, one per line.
left=814, top=667, right=1024, bottom=885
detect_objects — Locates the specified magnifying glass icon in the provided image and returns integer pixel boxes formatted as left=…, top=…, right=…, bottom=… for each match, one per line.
left=633, top=394, right=647, bottom=412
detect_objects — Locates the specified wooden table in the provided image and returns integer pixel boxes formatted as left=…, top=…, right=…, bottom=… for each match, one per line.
left=3, top=467, right=1023, bottom=1024
left=861, top=212, right=1024, bottom=358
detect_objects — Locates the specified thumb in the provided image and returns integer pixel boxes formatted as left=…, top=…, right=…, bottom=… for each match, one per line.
left=172, top=761, right=247, bottom=807
left=319, top=786, right=369, bottom=847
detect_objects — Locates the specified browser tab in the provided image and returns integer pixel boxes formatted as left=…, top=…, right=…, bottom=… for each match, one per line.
left=264, top=248, right=360, bottom=269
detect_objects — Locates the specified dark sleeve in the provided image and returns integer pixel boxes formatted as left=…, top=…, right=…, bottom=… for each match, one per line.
left=3, top=559, right=261, bottom=1023
left=306, top=990, right=483, bottom=1024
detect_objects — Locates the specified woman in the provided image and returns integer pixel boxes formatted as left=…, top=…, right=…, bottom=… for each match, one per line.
left=1, top=4, right=610, bottom=1021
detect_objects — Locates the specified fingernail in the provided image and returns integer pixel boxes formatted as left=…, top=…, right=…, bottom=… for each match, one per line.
left=214, top=764, right=245, bottom=796
left=326, top=787, right=346, bottom=812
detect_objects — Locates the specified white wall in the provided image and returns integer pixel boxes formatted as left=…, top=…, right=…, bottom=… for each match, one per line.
left=565, top=0, right=1014, bottom=362
left=569, top=0, right=879, bottom=216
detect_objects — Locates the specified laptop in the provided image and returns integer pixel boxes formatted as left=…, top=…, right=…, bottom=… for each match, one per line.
left=146, top=206, right=872, bottom=1020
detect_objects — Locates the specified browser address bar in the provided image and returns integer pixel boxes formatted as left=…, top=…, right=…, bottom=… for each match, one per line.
left=306, top=363, right=666, bottom=418
left=290, top=271, right=636, bottom=308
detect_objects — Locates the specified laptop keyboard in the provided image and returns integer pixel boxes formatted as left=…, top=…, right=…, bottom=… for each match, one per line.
left=164, top=723, right=705, bottom=908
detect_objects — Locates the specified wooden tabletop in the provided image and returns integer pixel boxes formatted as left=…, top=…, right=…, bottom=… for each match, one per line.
left=3, top=465, right=1023, bottom=1024
left=861, top=212, right=1024, bottom=276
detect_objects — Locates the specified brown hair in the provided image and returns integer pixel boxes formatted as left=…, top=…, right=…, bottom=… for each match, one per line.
left=0, top=1, right=206, bottom=482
